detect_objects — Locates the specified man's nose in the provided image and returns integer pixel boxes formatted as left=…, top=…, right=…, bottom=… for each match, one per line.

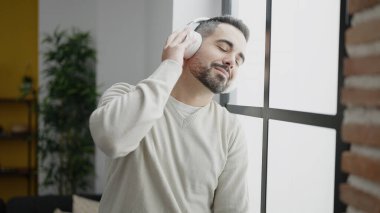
left=223, top=55, right=235, bottom=69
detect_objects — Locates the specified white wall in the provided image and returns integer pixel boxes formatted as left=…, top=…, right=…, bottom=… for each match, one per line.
left=144, top=0, right=173, bottom=76
left=39, top=0, right=222, bottom=195
left=172, top=0, right=221, bottom=29
left=97, top=0, right=147, bottom=91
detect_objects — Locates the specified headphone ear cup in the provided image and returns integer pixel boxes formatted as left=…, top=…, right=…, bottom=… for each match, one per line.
left=183, top=17, right=209, bottom=59
left=184, top=31, right=202, bottom=59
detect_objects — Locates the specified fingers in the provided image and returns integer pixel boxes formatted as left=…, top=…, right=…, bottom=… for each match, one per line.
left=165, top=27, right=191, bottom=48
left=165, top=29, right=180, bottom=47
left=172, top=27, right=191, bottom=45
left=180, top=32, right=196, bottom=48
left=162, top=27, right=197, bottom=66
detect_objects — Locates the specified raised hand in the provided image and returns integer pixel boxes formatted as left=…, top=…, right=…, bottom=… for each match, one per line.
left=161, top=27, right=195, bottom=67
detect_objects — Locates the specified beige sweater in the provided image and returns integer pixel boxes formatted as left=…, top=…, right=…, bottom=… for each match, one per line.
left=89, top=60, right=249, bottom=213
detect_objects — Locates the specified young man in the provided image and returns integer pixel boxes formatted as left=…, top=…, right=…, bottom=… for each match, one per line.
left=90, top=16, right=249, bottom=212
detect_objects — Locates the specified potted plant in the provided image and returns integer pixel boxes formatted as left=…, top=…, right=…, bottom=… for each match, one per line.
left=39, top=28, right=97, bottom=195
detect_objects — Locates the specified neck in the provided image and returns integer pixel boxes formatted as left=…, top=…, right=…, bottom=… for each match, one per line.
left=171, top=68, right=214, bottom=107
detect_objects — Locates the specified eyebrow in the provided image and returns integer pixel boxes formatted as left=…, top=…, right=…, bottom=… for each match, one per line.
left=217, top=39, right=245, bottom=63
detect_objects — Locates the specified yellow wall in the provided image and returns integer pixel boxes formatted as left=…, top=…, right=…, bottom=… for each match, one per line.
left=0, top=0, right=38, bottom=201
left=0, top=0, right=38, bottom=98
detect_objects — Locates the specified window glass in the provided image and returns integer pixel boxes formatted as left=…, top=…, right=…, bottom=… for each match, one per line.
left=269, top=0, right=340, bottom=115
left=232, top=0, right=266, bottom=107
left=267, top=120, right=336, bottom=213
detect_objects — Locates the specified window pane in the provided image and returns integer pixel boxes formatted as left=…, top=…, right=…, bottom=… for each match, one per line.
left=232, top=0, right=266, bottom=107
left=269, top=0, right=340, bottom=115
left=236, top=115, right=263, bottom=213
left=267, top=120, right=336, bottom=213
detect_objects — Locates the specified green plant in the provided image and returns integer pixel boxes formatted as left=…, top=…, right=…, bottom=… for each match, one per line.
left=20, top=75, right=34, bottom=98
left=39, top=28, right=97, bottom=195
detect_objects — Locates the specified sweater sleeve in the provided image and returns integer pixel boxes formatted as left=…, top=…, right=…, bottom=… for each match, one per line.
left=212, top=119, right=249, bottom=213
left=89, top=60, right=182, bottom=158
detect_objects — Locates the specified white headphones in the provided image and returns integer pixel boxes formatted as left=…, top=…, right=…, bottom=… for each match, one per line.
left=184, top=17, right=238, bottom=94
left=184, top=17, right=209, bottom=59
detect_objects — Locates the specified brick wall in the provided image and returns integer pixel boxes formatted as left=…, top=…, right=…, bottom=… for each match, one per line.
left=340, top=0, right=380, bottom=212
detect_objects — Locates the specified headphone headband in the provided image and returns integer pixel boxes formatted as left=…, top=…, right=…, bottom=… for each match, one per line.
left=191, top=17, right=210, bottom=23
left=186, top=17, right=210, bottom=30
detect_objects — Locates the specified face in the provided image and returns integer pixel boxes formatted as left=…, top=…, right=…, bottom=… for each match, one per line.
left=186, top=23, right=247, bottom=94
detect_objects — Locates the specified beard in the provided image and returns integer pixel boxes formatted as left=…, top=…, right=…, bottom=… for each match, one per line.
left=192, top=62, right=231, bottom=94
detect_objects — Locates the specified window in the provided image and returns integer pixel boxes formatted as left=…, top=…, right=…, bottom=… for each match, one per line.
left=221, top=0, right=347, bottom=212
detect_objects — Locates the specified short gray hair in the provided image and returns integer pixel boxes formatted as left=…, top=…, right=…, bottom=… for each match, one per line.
left=195, top=15, right=250, bottom=41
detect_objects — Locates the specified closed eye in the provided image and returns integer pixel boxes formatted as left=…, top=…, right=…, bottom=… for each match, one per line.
left=236, top=57, right=243, bottom=66
left=216, top=39, right=245, bottom=65
left=218, top=46, right=228, bottom=52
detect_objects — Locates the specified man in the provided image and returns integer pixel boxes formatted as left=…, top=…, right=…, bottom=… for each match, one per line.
left=90, top=15, right=249, bottom=212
